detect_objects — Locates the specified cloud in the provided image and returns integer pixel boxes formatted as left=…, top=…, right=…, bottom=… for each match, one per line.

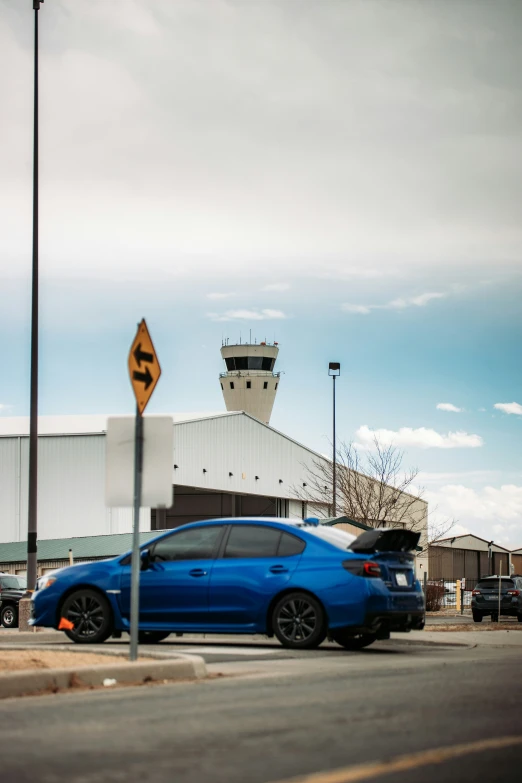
left=2, top=2, right=522, bottom=284
left=206, top=292, right=236, bottom=300
left=208, top=309, right=288, bottom=322
left=425, top=483, right=522, bottom=548
left=355, top=424, right=483, bottom=450
left=0, top=404, right=12, bottom=413
left=342, top=292, right=446, bottom=315
left=341, top=304, right=372, bottom=315
left=261, top=283, right=291, bottom=292
left=494, top=402, right=522, bottom=416
left=436, top=403, right=462, bottom=413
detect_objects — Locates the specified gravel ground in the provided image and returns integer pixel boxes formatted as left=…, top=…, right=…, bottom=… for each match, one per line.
left=0, top=650, right=143, bottom=673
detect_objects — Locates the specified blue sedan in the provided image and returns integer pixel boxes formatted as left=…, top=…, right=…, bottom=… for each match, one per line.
left=31, top=518, right=425, bottom=650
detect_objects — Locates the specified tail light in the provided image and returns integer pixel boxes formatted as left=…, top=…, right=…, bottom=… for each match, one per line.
left=507, top=590, right=520, bottom=596
left=343, top=560, right=381, bottom=578
left=472, top=590, right=481, bottom=595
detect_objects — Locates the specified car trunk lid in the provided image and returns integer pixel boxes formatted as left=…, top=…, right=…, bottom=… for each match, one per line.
left=349, top=528, right=419, bottom=591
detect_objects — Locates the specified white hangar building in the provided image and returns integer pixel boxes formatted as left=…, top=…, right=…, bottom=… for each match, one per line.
left=0, top=411, right=428, bottom=578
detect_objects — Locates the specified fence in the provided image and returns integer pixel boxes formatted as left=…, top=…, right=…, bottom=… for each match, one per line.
left=423, top=578, right=472, bottom=612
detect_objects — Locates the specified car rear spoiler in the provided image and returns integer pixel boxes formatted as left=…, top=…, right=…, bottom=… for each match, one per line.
left=349, top=528, right=421, bottom=554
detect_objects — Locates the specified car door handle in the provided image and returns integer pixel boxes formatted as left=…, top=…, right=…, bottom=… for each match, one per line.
left=189, top=569, right=207, bottom=577
left=269, top=565, right=289, bottom=573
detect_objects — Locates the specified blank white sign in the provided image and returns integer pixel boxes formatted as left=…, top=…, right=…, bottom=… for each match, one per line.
left=105, top=416, right=174, bottom=508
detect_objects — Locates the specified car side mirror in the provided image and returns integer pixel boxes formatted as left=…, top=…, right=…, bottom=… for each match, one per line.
left=140, top=549, right=152, bottom=570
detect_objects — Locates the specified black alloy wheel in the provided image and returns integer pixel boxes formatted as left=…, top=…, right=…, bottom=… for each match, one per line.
left=331, top=630, right=376, bottom=650
left=61, top=589, right=113, bottom=644
left=138, top=631, right=171, bottom=644
left=272, top=592, right=326, bottom=649
left=472, top=611, right=483, bottom=623
left=1, top=604, right=18, bottom=628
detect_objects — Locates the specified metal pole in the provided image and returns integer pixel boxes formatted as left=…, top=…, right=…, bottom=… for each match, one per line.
left=129, top=405, right=144, bottom=661
left=332, top=373, right=336, bottom=517
left=27, top=1, right=42, bottom=593
left=497, top=559, right=502, bottom=624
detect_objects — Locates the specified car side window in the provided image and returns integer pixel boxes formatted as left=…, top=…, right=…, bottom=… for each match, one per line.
left=151, top=526, right=223, bottom=562
left=277, top=532, right=306, bottom=557
left=224, top=526, right=281, bottom=558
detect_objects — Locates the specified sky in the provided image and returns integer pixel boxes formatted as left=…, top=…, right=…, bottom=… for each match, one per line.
left=1, top=0, right=522, bottom=548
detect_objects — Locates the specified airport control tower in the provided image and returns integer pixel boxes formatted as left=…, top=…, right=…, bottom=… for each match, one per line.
left=219, top=340, right=281, bottom=425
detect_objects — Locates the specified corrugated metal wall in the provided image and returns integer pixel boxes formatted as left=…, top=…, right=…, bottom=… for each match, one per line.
left=429, top=546, right=513, bottom=581
left=0, top=434, right=147, bottom=543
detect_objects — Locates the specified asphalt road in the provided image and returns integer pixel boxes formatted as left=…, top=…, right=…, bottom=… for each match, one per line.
left=1, top=637, right=521, bottom=783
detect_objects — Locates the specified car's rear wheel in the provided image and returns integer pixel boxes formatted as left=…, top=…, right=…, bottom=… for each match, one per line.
left=332, top=630, right=376, bottom=650
left=272, top=592, right=326, bottom=649
left=1, top=604, right=18, bottom=628
left=138, top=631, right=170, bottom=644
left=61, top=589, right=113, bottom=644
left=472, top=611, right=483, bottom=623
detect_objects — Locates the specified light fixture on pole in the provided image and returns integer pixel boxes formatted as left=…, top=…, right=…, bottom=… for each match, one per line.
left=26, top=0, right=45, bottom=595
left=328, top=362, right=340, bottom=517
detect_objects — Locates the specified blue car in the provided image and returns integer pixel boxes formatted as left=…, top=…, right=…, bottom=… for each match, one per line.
left=31, top=518, right=425, bottom=650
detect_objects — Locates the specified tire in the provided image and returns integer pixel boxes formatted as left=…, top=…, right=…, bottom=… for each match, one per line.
left=472, top=611, right=483, bottom=623
left=332, top=630, right=376, bottom=650
left=138, top=631, right=170, bottom=644
left=1, top=604, right=18, bottom=628
left=272, top=592, right=327, bottom=650
left=60, top=589, right=113, bottom=644
left=518, top=614, right=522, bottom=624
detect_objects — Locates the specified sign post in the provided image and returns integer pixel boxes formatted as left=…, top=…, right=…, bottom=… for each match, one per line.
left=128, top=319, right=161, bottom=662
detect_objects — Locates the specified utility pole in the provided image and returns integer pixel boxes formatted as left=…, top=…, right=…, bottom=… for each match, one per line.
left=27, top=0, right=44, bottom=594
left=328, top=363, right=341, bottom=517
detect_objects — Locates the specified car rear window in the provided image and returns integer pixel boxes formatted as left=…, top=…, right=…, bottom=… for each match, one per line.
left=0, top=576, right=20, bottom=589
left=298, top=525, right=356, bottom=550
left=475, top=579, right=515, bottom=590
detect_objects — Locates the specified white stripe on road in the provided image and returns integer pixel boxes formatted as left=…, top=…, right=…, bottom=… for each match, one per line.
left=179, top=646, right=279, bottom=656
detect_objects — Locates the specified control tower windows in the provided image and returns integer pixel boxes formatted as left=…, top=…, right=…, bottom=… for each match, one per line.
left=230, top=382, right=235, bottom=390
left=263, top=382, right=268, bottom=390
left=246, top=381, right=251, bottom=389
left=224, top=357, right=275, bottom=372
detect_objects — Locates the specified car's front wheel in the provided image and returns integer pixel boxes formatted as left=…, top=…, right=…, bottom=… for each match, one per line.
left=472, top=611, right=483, bottom=623
left=272, top=592, right=326, bottom=649
left=1, top=604, right=18, bottom=628
left=332, top=630, right=376, bottom=650
left=138, top=631, right=170, bottom=644
left=60, top=589, right=113, bottom=644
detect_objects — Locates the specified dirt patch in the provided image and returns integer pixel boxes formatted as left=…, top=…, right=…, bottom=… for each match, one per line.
left=427, top=623, right=522, bottom=632
left=0, top=650, right=145, bottom=673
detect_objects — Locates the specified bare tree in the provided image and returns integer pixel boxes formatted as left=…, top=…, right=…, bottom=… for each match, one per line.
left=295, top=436, right=455, bottom=548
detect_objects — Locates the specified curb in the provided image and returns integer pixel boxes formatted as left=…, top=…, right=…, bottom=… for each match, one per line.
left=0, top=652, right=207, bottom=700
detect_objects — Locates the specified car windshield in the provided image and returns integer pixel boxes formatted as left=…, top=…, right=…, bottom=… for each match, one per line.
left=297, top=525, right=356, bottom=550
left=475, top=579, right=515, bottom=590
left=0, top=576, right=21, bottom=589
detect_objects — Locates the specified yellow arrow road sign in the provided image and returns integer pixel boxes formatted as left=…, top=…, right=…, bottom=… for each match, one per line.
left=128, top=319, right=161, bottom=414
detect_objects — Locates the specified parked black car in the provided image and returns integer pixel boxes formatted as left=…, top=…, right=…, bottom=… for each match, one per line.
left=0, top=573, right=27, bottom=628
left=471, top=575, right=522, bottom=623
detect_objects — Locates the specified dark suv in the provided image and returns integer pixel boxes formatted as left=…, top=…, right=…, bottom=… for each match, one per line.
left=0, top=574, right=27, bottom=628
left=471, top=575, right=522, bottom=623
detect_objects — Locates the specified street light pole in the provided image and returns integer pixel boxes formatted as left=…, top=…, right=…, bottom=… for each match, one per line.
left=328, top=363, right=341, bottom=517
left=27, top=0, right=44, bottom=593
